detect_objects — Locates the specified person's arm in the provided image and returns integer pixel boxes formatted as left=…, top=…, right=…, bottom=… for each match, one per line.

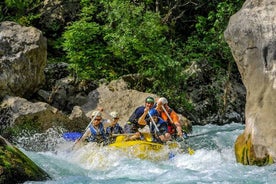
left=138, top=107, right=150, bottom=126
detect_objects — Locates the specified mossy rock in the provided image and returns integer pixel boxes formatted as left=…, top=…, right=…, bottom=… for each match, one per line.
left=0, top=136, right=51, bottom=183
left=235, top=133, right=274, bottom=166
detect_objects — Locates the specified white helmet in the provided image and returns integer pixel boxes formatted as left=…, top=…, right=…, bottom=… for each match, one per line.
left=91, top=110, right=102, bottom=117
left=158, top=97, right=168, bottom=104
left=110, top=111, right=119, bottom=118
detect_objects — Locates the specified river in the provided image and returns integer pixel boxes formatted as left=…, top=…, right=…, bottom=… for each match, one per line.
left=20, top=123, right=275, bottom=184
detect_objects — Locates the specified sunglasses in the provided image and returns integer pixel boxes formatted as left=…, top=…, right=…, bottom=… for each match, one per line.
left=94, top=118, right=102, bottom=121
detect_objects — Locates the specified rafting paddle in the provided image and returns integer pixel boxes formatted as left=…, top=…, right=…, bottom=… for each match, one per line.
left=161, top=105, right=195, bottom=155
left=72, top=110, right=101, bottom=149
left=148, top=112, right=160, bottom=134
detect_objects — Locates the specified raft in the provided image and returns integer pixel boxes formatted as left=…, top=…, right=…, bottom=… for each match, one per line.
left=108, top=134, right=181, bottom=161
left=63, top=132, right=194, bottom=160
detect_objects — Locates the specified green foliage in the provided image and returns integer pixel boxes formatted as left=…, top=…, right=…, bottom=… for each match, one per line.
left=179, top=0, right=244, bottom=113
left=184, top=0, right=243, bottom=69
left=62, top=0, right=175, bottom=81
left=62, top=20, right=109, bottom=79
left=103, top=1, right=170, bottom=72
left=1, top=0, right=42, bottom=25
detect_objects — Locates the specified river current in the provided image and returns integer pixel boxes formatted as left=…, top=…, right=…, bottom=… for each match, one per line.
left=20, top=123, right=275, bottom=184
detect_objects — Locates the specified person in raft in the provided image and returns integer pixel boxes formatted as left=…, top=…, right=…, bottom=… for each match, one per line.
left=105, top=111, right=124, bottom=143
left=124, top=96, right=155, bottom=140
left=138, top=107, right=171, bottom=143
left=156, top=97, right=188, bottom=140
left=79, top=110, right=108, bottom=145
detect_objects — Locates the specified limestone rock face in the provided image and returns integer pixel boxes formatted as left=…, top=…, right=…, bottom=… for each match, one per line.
left=0, top=21, right=47, bottom=98
left=224, top=0, right=276, bottom=165
left=81, top=78, right=159, bottom=125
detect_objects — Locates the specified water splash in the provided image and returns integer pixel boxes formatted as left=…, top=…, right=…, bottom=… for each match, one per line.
left=14, top=127, right=66, bottom=152
left=21, top=123, right=276, bottom=184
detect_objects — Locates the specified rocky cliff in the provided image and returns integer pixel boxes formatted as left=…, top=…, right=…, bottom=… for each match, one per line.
left=224, top=0, right=276, bottom=165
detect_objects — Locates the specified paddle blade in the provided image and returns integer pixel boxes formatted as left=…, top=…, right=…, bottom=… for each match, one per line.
left=188, top=147, right=195, bottom=155
left=62, top=132, right=82, bottom=141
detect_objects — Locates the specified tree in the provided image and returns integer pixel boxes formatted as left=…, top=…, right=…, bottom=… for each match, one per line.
left=62, top=0, right=175, bottom=81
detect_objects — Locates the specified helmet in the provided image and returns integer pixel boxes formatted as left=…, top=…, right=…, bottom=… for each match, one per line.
left=110, top=111, right=119, bottom=118
left=145, top=96, right=154, bottom=103
left=158, top=97, right=168, bottom=104
left=91, top=110, right=102, bottom=117
left=149, top=108, right=159, bottom=117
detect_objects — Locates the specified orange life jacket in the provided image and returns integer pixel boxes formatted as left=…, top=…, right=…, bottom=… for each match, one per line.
left=160, top=108, right=179, bottom=135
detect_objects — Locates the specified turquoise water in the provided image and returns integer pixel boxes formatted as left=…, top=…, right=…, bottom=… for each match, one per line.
left=21, top=123, right=276, bottom=184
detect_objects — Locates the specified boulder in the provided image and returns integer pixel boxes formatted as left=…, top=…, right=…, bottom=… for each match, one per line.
left=81, top=78, right=159, bottom=125
left=0, top=96, right=88, bottom=149
left=224, top=0, right=276, bottom=165
left=0, top=21, right=47, bottom=98
left=0, top=136, right=50, bottom=183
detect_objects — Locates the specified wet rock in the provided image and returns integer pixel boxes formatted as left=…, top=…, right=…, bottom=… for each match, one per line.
left=0, top=136, right=50, bottom=183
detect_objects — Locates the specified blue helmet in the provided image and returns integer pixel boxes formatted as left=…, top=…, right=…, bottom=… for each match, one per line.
left=149, top=108, right=159, bottom=117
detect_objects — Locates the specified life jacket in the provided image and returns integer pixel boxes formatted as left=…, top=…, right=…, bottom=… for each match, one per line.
left=149, top=117, right=168, bottom=143
left=87, top=123, right=106, bottom=143
left=149, top=117, right=167, bottom=134
left=106, top=123, right=124, bottom=135
left=160, top=108, right=178, bottom=135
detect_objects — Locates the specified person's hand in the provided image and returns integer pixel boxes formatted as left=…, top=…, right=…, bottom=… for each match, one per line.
left=144, top=107, right=150, bottom=113
left=156, top=101, right=162, bottom=111
left=98, top=107, right=104, bottom=112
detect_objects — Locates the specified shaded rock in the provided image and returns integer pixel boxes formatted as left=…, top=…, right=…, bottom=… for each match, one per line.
left=0, top=96, right=88, bottom=149
left=43, top=62, right=70, bottom=91
left=39, top=0, right=81, bottom=36
left=185, top=60, right=246, bottom=125
left=0, top=136, right=50, bottom=183
left=36, top=62, right=97, bottom=113
left=68, top=106, right=90, bottom=131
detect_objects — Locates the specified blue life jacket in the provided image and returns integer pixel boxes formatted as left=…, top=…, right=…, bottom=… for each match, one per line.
left=106, top=123, right=124, bottom=136
left=87, top=123, right=106, bottom=143
left=149, top=117, right=168, bottom=135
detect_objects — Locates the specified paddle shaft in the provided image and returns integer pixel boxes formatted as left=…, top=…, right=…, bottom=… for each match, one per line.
left=161, top=105, right=174, bottom=124
left=148, top=112, right=159, bottom=133
left=162, top=105, right=195, bottom=154
left=73, top=110, right=100, bottom=146
left=161, top=105, right=183, bottom=137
